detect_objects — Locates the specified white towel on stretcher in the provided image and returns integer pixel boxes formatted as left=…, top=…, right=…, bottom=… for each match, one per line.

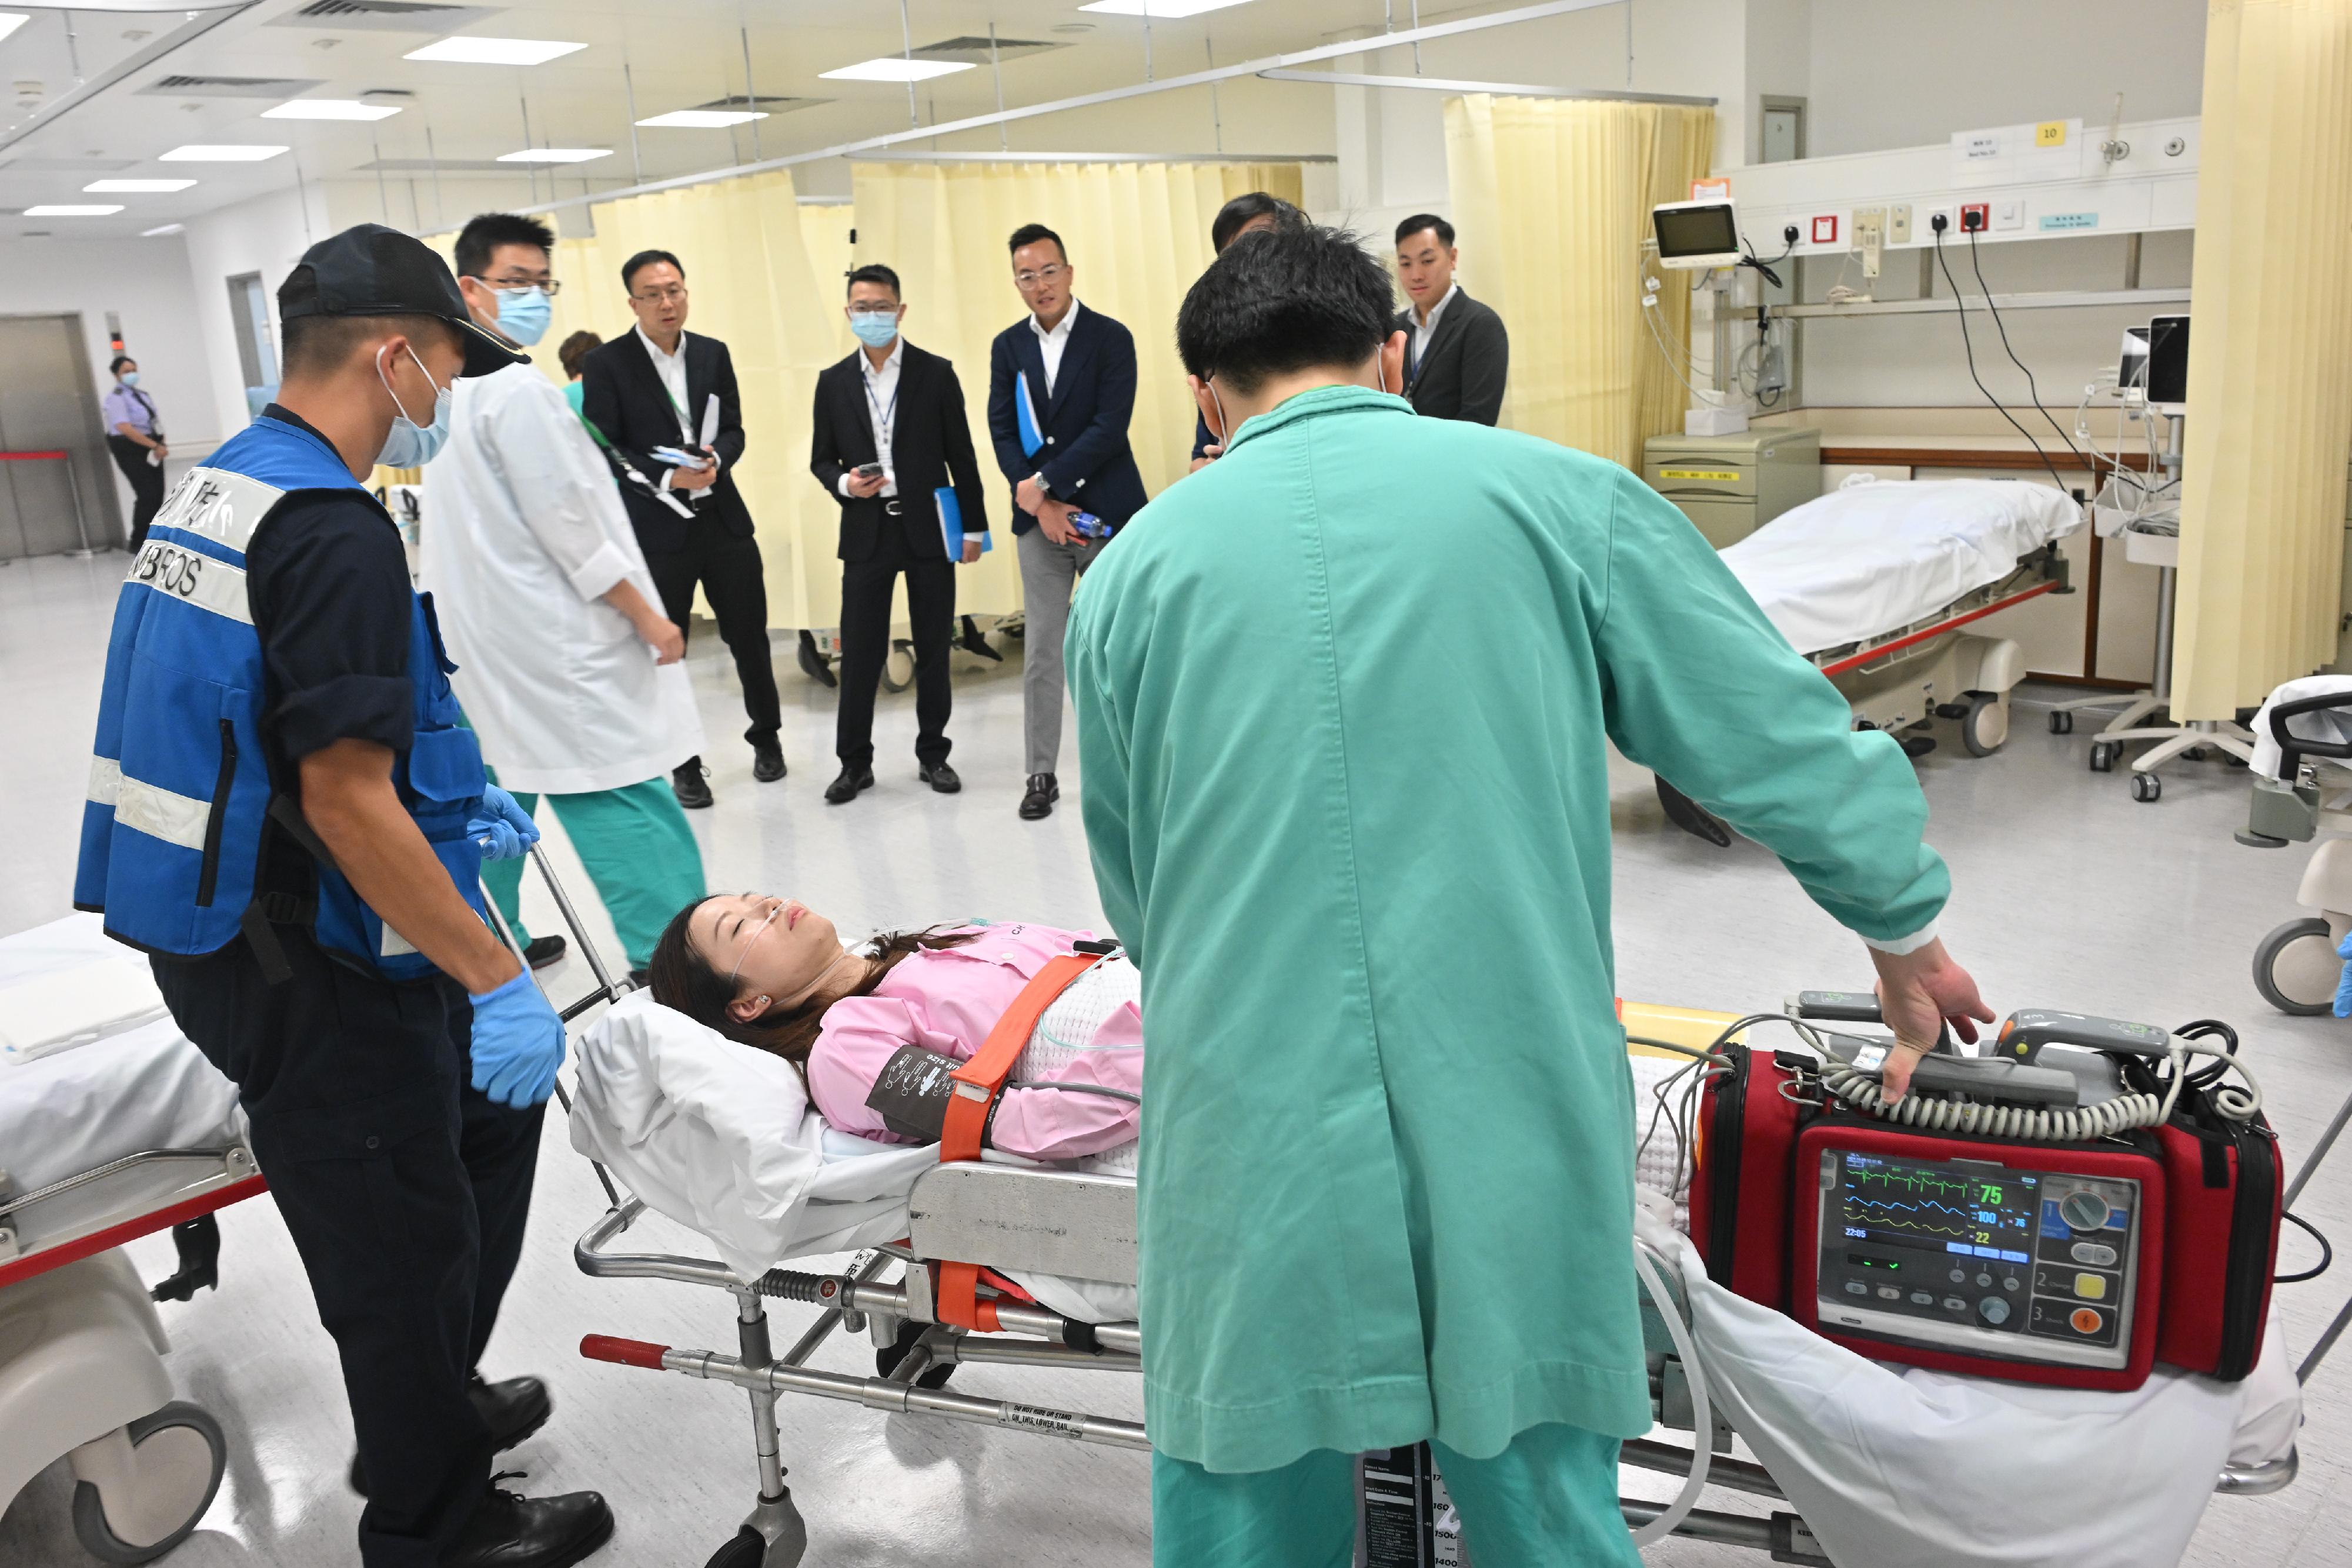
left=0, top=955, right=168, bottom=1066
left=1720, top=479, right=2083, bottom=657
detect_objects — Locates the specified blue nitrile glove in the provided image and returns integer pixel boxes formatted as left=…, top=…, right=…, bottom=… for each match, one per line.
left=2335, top=928, right=2352, bottom=1019
left=467, top=968, right=566, bottom=1108
left=466, top=784, right=540, bottom=862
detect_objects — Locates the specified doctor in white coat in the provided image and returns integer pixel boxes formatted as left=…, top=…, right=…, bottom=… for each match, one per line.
left=422, top=212, right=707, bottom=980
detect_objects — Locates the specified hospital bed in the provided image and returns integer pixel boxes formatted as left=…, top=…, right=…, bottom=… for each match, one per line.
left=557, top=935, right=2302, bottom=1568
left=0, top=914, right=254, bottom=1564
left=1666, top=480, right=2080, bottom=842
left=2236, top=675, right=2352, bottom=1015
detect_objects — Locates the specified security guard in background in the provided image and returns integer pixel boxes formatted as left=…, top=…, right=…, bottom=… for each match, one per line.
left=74, top=225, right=615, bottom=1568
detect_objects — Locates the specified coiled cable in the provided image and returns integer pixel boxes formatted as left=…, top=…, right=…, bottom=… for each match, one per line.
left=1820, top=1029, right=2262, bottom=1142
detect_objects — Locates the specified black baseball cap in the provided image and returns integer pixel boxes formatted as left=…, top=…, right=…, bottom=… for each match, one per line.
left=278, top=222, right=527, bottom=377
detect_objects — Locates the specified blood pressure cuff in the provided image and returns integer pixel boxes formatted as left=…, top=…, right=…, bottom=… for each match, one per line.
left=866, top=1045, right=994, bottom=1146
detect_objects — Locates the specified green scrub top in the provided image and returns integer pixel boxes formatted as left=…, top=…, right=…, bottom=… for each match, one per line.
left=1066, top=385, right=1948, bottom=1475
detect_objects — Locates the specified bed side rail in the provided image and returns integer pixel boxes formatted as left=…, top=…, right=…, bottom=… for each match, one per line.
left=907, top=1164, right=1138, bottom=1286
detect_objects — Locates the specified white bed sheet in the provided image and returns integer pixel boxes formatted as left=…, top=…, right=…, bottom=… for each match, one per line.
left=570, top=991, right=1141, bottom=1323
left=0, top=915, right=242, bottom=1250
left=1720, top=479, right=2082, bottom=657
left=2248, top=674, right=2352, bottom=782
left=1641, top=1199, right=2299, bottom=1568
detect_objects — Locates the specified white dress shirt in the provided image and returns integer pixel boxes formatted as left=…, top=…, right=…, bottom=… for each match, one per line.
left=838, top=338, right=904, bottom=500
left=1409, top=282, right=1459, bottom=380
left=1028, top=298, right=1084, bottom=397
left=636, top=325, right=708, bottom=495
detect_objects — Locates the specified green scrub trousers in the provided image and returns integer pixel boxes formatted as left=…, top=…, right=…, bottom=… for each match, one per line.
left=1151, top=1424, right=1640, bottom=1568
left=480, top=776, right=704, bottom=970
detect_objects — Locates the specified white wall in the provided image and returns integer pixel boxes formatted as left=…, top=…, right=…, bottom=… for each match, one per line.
left=0, top=232, right=213, bottom=536
left=180, top=183, right=332, bottom=443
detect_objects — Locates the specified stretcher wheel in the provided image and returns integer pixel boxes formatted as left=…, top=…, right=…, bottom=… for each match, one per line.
left=881, top=640, right=914, bottom=693
left=1959, top=693, right=2007, bottom=757
left=2089, top=742, right=2119, bottom=773
left=706, top=1526, right=769, bottom=1568
left=2131, top=771, right=2162, bottom=803
left=2253, top=917, right=2340, bottom=1016
left=2049, top=709, right=2074, bottom=735
left=70, top=1402, right=227, bottom=1564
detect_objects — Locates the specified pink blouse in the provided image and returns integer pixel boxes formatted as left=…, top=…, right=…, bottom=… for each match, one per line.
left=805, top=922, right=1142, bottom=1161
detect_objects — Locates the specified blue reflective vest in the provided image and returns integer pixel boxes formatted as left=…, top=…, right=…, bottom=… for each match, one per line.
left=74, top=414, right=487, bottom=980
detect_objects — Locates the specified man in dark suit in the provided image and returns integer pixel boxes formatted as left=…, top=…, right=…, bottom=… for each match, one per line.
left=580, top=248, right=783, bottom=809
left=1392, top=213, right=1509, bottom=426
left=808, top=263, right=988, bottom=805
left=985, top=223, right=1148, bottom=821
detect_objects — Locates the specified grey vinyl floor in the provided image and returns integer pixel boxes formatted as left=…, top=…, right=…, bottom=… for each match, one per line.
left=1, top=550, right=2346, bottom=1566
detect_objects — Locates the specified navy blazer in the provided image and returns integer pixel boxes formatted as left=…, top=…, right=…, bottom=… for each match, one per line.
left=985, top=303, right=1149, bottom=535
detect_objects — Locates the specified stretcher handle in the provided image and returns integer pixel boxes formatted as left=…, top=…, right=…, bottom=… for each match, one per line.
left=2267, top=692, right=2352, bottom=778
left=580, top=1334, right=669, bottom=1370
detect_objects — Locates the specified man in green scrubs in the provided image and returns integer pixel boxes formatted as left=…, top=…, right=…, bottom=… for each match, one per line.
left=1065, top=223, right=1991, bottom=1565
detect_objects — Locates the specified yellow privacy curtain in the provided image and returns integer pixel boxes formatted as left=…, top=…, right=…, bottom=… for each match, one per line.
left=850, top=158, right=1307, bottom=616
left=1444, top=94, right=1713, bottom=467
left=2170, top=0, right=2352, bottom=718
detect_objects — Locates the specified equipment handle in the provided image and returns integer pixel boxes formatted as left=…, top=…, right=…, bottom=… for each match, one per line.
left=580, top=1335, right=669, bottom=1370
left=2267, top=691, right=2352, bottom=778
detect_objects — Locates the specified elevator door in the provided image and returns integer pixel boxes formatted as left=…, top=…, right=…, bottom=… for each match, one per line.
left=0, top=314, right=117, bottom=560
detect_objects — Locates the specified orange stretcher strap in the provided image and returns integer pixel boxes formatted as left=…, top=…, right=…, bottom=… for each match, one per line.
left=935, top=950, right=1102, bottom=1331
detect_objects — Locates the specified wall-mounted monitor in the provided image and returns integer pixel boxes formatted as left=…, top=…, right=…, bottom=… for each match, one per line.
left=1652, top=199, right=1742, bottom=270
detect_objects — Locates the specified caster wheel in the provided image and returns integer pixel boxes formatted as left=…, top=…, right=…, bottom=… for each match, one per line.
left=71, top=1402, right=227, bottom=1564
left=1960, top=693, right=2008, bottom=757
left=2130, top=772, right=2162, bottom=803
left=2089, top=742, right=2118, bottom=773
left=2253, top=917, right=2342, bottom=1016
left=2184, top=745, right=2211, bottom=762
left=2049, top=710, right=2074, bottom=735
left=706, top=1526, right=767, bottom=1568
left=880, top=641, right=914, bottom=693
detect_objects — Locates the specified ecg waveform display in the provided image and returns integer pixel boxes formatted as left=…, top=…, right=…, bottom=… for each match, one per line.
left=1838, top=1154, right=2038, bottom=1253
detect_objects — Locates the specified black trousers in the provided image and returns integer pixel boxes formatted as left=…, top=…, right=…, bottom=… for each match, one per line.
left=644, top=524, right=783, bottom=755
left=108, top=434, right=166, bottom=551
left=836, top=519, right=956, bottom=769
left=152, top=929, right=544, bottom=1567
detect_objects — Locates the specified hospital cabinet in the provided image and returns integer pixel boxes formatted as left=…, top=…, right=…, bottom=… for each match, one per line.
left=1642, top=429, right=1821, bottom=549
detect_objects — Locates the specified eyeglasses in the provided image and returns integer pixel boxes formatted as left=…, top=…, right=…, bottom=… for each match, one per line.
left=1012, top=263, right=1067, bottom=291
left=846, top=303, right=900, bottom=318
left=632, top=285, right=688, bottom=304
left=472, top=275, right=562, bottom=295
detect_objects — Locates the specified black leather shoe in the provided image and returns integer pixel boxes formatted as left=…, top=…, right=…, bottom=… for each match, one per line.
left=441, top=1479, right=613, bottom=1568
left=824, top=766, right=874, bottom=805
left=751, top=738, right=787, bottom=783
left=351, top=1373, right=553, bottom=1496
left=522, top=936, right=565, bottom=971
left=1018, top=773, right=1058, bottom=821
left=796, top=629, right=838, bottom=688
left=671, top=761, right=713, bottom=810
left=919, top=761, right=961, bottom=794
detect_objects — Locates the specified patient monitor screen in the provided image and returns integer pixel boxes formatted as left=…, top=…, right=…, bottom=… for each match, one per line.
left=1653, top=203, right=1740, bottom=264
left=1814, top=1149, right=2139, bottom=1371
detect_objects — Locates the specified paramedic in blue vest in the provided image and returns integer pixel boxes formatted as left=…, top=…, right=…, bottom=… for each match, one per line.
left=72, top=225, right=614, bottom=1568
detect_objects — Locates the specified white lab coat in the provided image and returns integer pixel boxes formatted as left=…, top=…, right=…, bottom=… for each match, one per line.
left=420, top=362, right=704, bottom=794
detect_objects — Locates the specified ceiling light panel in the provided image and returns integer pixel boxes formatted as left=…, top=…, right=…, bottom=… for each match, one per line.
left=496, top=147, right=609, bottom=163
left=636, top=109, right=768, bottom=128
left=1080, top=0, right=1257, bottom=15
left=26, top=204, right=123, bottom=216
left=405, top=37, right=587, bottom=66
left=820, top=58, right=973, bottom=83
left=264, top=98, right=403, bottom=120
left=159, top=145, right=289, bottom=162
left=85, top=179, right=197, bottom=192
left=0, top=15, right=31, bottom=45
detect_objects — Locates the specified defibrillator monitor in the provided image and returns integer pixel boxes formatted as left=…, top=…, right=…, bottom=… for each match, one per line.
left=1811, top=1149, right=2143, bottom=1372
left=1652, top=199, right=1742, bottom=269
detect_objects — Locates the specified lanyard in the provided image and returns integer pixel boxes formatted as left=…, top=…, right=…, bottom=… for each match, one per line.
left=862, top=365, right=900, bottom=462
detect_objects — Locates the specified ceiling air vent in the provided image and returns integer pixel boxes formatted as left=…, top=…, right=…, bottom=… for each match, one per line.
left=690, top=94, right=826, bottom=115
left=139, top=75, right=325, bottom=98
left=360, top=157, right=526, bottom=172
left=910, top=36, right=1067, bottom=63
left=272, top=1, right=503, bottom=32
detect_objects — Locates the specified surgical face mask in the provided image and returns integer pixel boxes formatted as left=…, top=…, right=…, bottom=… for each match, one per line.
left=848, top=309, right=901, bottom=349
left=376, top=344, right=453, bottom=469
left=493, top=286, right=553, bottom=347
left=119, top=370, right=142, bottom=388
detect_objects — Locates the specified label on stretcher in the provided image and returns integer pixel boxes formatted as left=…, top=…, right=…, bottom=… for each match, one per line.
left=1658, top=468, right=1742, bottom=482
left=1358, top=1446, right=1471, bottom=1566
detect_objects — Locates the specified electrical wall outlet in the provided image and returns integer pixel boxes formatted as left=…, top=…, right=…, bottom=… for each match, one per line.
left=1923, top=206, right=1956, bottom=238
left=1888, top=203, right=1913, bottom=244
left=1853, top=206, right=1885, bottom=278
left=1960, top=202, right=1990, bottom=233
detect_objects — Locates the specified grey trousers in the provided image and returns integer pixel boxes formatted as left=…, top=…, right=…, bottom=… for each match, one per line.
left=1017, top=525, right=1108, bottom=776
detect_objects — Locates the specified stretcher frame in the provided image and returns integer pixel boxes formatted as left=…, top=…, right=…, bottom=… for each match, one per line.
left=524, top=847, right=2297, bottom=1568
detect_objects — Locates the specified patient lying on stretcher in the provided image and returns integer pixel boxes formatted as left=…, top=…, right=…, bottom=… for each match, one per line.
left=646, top=894, right=1141, bottom=1163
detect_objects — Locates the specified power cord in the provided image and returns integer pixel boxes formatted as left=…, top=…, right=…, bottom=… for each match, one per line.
left=1930, top=214, right=2073, bottom=493
left=1964, top=226, right=2104, bottom=477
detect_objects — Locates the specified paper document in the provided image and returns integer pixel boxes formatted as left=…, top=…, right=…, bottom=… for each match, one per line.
left=698, top=393, right=720, bottom=451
